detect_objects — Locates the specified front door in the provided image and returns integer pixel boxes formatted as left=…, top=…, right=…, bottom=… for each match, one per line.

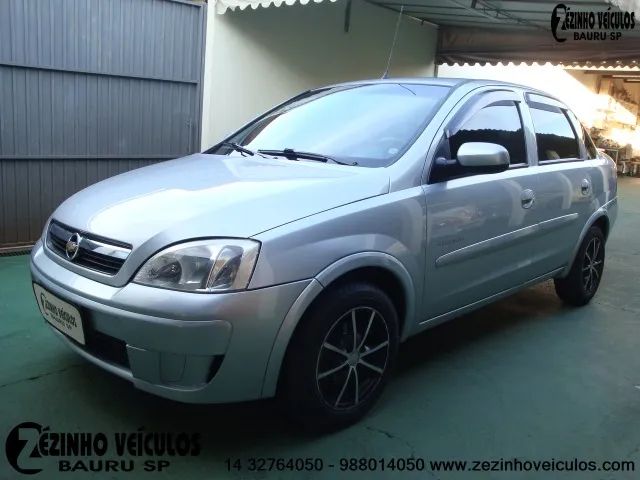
left=422, top=89, right=541, bottom=320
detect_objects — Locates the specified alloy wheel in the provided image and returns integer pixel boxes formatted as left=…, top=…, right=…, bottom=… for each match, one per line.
left=315, top=307, right=390, bottom=410
left=582, top=236, right=604, bottom=295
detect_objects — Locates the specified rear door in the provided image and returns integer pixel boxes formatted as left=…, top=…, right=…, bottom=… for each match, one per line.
left=520, top=94, right=597, bottom=273
left=422, top=88, right=542, bottom=320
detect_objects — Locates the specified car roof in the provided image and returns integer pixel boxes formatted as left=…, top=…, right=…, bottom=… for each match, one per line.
left=327, top=77, right=465, bottom=88
left=325, top=77, right=561, bottom=102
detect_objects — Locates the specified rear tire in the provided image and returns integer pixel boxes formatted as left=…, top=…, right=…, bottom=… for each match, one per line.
left=554, top=226, right=605, bottom=306
left=280, top=282, right=399, bottom=432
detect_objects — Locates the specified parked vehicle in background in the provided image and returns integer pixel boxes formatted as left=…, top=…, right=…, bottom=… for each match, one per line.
left=30, top=78, right=617, bottom=430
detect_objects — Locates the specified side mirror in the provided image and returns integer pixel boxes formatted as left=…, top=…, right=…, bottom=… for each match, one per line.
left=457, top=142, right=510, bottom=172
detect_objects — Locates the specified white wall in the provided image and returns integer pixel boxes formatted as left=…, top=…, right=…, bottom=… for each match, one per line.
left=201, top=0, right=437, bottom=149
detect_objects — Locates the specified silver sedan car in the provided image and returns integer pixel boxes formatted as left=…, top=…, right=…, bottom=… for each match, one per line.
left=31, top=78, right=617, bottom=429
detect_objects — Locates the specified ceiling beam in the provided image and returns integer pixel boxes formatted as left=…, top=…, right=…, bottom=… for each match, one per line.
left=494, top=0, right=608, bottom=4
left=375, top=2, right=466, bottom=9
left=582, top=69, right=640, bottom=74
left=391, top=5, right=550, bottom=17
left=404, top=11, right=509, bottom=18
left=426, top=19, right=539, bottom=27
left=365, top=0, right=440, bottom=27
left=435, top=0, right=549, bottom=30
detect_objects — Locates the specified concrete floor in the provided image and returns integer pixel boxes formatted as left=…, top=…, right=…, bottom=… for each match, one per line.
left=1, top=177, right=639, bottom=479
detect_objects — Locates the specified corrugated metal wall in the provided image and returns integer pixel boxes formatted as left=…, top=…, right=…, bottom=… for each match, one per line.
left=0, top=0, right=206, bottom=249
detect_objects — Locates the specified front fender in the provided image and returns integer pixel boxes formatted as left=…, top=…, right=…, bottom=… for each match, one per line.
left=260, top=251, right=416, bottom=398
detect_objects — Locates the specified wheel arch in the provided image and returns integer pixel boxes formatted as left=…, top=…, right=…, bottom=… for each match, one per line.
left=560, top=207, right=611, bottom=278
left=591, top=215, right=610, bottom=240
left=260, top=252, right=416, bottom=398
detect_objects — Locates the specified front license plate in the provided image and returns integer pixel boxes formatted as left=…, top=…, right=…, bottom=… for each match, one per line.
left=33, top=284, right=85, bottom=345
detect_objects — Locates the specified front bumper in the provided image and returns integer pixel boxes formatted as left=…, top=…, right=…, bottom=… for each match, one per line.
left=30, top=241, right=310, bottom=403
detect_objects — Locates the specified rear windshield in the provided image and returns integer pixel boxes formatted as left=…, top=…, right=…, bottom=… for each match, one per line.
left=212, top=83, right=451, bottom=168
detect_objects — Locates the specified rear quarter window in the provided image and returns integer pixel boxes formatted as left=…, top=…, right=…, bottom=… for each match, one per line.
left=582, top=127, right=598, bottom=159
left=566, top=110, right=598, bottom=159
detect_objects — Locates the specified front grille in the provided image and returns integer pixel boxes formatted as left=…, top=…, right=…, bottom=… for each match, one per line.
left=47, top=221, right=131, bottom=276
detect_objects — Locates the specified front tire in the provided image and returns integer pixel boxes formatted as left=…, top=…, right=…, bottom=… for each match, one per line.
left=281, top=282, right=399, bottom=431
left=554, top=226, right=605, bottom=306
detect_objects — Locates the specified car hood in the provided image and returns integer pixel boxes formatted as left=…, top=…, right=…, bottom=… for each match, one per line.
left=52, top=154, right=390, bottom=248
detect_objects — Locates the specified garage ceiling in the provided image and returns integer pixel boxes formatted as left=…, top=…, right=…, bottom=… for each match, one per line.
left=371, top=0, right=633, bottom=31
left=366, top=0, right=640, bottom=66
left=215, top=0, right=640, bottom=67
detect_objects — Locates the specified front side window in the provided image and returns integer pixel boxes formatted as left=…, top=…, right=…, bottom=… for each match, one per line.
left=449, top=102, right=527, bottom=165
left=530, top=106, right=579, bottom=161
left=210, top=83, right=451, bottom=168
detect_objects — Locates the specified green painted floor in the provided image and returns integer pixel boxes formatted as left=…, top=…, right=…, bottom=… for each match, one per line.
left=1, top=178, right=640, bottom=479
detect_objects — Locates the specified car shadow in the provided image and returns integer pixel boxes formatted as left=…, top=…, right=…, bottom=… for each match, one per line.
left=395, top=279, right=566, bottom=375
left=61, top=280, right=569, bottom=450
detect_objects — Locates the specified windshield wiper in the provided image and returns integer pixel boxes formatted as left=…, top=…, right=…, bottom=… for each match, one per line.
left=220, top=142, right=256, bottom=156
left=257, top=148, right=356, bottom=166
left=219, top=142, right=271, bottom=159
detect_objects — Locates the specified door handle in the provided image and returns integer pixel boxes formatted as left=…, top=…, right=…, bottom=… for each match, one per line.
left=521, top=189, right=535, bottom=209
left=581, top=179, right=591, bottom=195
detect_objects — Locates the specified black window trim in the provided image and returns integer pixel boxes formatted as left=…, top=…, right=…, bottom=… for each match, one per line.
left=510, top=100, right=529, bottom=168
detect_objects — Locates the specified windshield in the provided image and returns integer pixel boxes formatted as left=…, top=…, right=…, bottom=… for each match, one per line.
left=209, top=83, right=451, bottom=168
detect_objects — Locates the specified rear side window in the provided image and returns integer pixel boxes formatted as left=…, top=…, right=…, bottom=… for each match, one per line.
left=449, top=102, right=527, bottom=165
left=530, top=106, right=579, bottom=161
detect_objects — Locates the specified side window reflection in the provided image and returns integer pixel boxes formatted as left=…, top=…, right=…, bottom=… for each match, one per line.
left=449, top=102, right=527, bottom=166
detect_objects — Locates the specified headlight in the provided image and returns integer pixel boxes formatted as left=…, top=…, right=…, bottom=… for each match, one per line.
left=134, top=239, right=260, bottom=293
